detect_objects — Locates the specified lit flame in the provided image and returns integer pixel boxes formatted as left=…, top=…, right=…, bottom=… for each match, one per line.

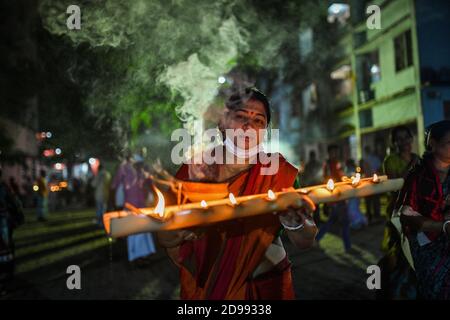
left=153, top=186, right=165, bottom=218
left=200, top=200, right=208, bottom=208
left=373, top=173, right=379, bottom=182
left=267, top=189, right=276, bottom=200
left=326, top=179, right=335, bottom=191
left=229, top=193, right=237, bottom=205
left=352, top=173, right=361, bottom=186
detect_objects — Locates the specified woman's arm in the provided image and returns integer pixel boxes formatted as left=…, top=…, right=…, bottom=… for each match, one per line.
left=285, top=218, right=318, bottom=250
left=278, top=195, right=318, bottom=250
left=399, top=205, right=450, bottom=238
left=400, top=214, right=445, bottom=234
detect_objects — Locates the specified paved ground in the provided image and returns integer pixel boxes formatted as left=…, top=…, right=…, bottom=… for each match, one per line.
left=2, top=205, right=386, bottom=300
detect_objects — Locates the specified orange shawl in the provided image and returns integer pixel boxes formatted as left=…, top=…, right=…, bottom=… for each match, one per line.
left=174, top=153, right=298, bottom=299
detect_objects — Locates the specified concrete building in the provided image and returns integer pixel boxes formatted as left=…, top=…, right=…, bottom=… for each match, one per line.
left=303, top=0, right=450, bottom=165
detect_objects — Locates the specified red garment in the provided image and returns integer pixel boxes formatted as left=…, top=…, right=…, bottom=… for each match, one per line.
left=396, top=156, right=446, bottom=241
left=323, top=160, right=344, bottom=182
left=173, top=153, right=298, bottom=300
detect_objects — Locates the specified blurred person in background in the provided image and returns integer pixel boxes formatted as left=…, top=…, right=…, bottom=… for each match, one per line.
left=112, top=154, right=156, bottom=265
left=377, top=126, right=419, bottom=300
left=92, top=164, right=111, bottom=227
left=8, top=177, right=22, bottom=204
left=301, top=150, right=323, bottom=225
left=316, top=145, right=352, bottom=252
left=345, top=159, right=367, bottom=230
left=361, top=145, right=382, bottom=224
left=0, top=168, right=24, bottom=296
left=35, top=170, right=48, bottom=222
left=302, top=151, right=323, bottom=186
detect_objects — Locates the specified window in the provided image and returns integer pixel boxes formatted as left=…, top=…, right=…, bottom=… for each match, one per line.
left=359, top=109, right=373, bottom=128
left=394, top=30, right=413, bottom=72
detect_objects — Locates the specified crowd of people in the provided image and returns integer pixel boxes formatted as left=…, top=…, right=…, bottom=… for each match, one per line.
left=1, top=90, right=450, bottom=299
left=298, top=121, right=450, bottom=300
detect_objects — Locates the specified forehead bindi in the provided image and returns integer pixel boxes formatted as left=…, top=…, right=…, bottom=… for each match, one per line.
left=238, top=99, right=266, bottom=118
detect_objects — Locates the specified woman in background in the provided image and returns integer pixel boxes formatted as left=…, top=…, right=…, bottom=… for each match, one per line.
left=398, top=120, right=450, bottom=299
left=377, top=126, right=419, bottom=300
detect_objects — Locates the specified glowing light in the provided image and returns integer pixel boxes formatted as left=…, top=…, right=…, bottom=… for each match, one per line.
left=43, top=149, right=55, bottom=157
left=89, top=158, right=96, bottom=165
left=370, top=64, right=380, bottom=74
left=59, top=181, right=68, bottom=188
left=81, top=163, right=89, bottom=174
left=55, top=148, right=62, bottom=155
left=218, top=76, right=226, bottom=84
left=153, top=186, right=166, bottom=218
left=373, top=173, right=379, bottom=183
left=200, top=200, right=208, bottom=208
left=326, top=179, right=335, bottom=191
left=55, top=163, right=63, bottom=170
left=267, top=189, right=276, bottom=200
left=229, top=193, right=237, bottom=205
left=46, top=132, right=52, bottom=138
left=33, top=185, right=39, bottom=192
left=352, top=173, right=361, bottom=186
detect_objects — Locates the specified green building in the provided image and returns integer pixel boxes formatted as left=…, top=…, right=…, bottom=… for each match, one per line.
left=312, top=0, right=450, bottom=163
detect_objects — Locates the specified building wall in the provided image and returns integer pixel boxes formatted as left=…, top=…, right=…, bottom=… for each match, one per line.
left=422, top=88, right=450, bottom=127
left=415, top=0, right=450, bottom=128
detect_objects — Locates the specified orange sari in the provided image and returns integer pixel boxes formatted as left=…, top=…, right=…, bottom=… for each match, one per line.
left=173, top=154, right=298, bottom=300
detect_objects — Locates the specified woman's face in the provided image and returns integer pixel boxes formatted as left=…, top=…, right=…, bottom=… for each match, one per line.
left=394, top=130, right=413, bottom=153
left=222, top=99, right=267, bottom=150
left=431, top=131, right=450, bottom=164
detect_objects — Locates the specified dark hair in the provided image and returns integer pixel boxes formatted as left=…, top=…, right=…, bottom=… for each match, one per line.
left=225, top=87, right=271, bottom=125
left=391, top=126, right=413, bottom=145
left=327, top=144, right=339, bottom=153
left=425, top=120, right=450, bottom=151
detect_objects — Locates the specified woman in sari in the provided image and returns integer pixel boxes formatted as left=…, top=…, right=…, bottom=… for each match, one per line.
left=157, top=87, right=318, bottom=300
left=398, top=120, right=450, bottom=299
left=378, top=126, right=419, bottom=300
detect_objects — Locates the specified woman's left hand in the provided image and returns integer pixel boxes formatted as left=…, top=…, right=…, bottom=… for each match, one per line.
left=277, top=194, right=316, bottom=230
